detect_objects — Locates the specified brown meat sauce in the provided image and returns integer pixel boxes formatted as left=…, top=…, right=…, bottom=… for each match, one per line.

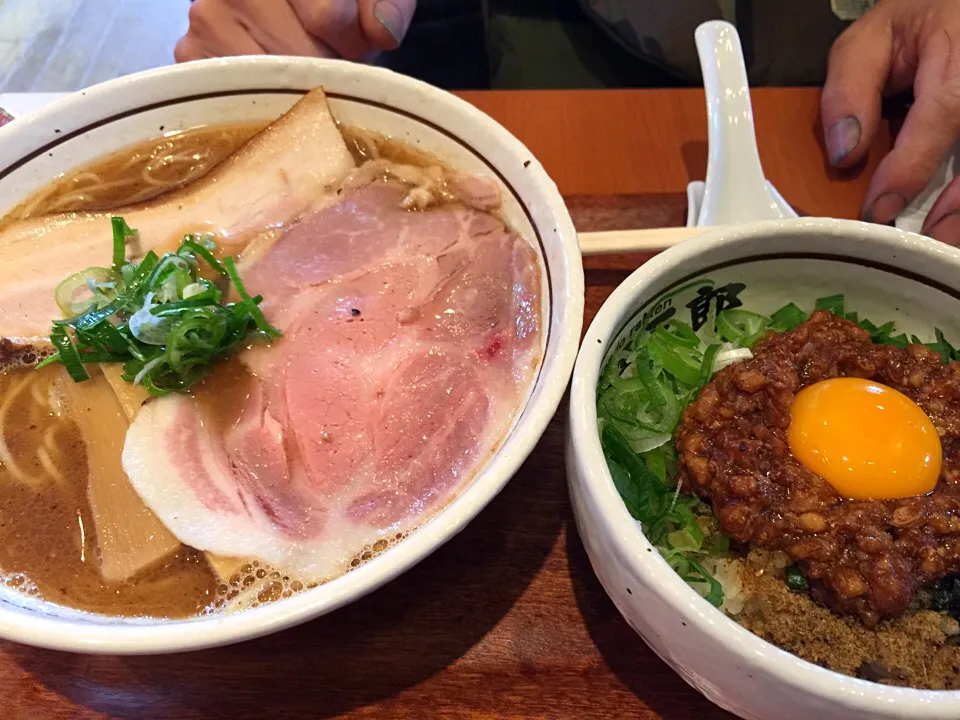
left=676, top=311, right=960, bottom=626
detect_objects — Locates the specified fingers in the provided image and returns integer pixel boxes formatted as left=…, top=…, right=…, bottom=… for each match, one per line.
left=357, top=0, right=417, bottom=50
left=174, top=36, right=213, bottom=63
left=176, top=0, right=267, bottom=61
left=290, top=0, right=417, bottom=59
left=290, top=0, right=371, bottom=59
left=922, top=175, right=960, bottom=244
left=239, top=1, right=338, bottom=57
left=861, top=30, right=960, bottom=224
left=177, top=0, right=416, bottom=64
left=820, top=9, right=894, bottom=168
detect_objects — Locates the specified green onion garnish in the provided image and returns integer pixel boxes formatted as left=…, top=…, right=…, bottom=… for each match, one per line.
left=768, top=302, right=806, bottom=333
left=786, top=564, right=809, bottom=593
left=179, top=236, right=226, bottom=276
left=715, top=308, right=770, bottom=348
left=224, top=256, right=280, bottom=338
left=39, top=218, right=281, bottom=396
left=598, top=316, right=729, bottom=607
left=110, top=216, right=136, bottom=272
left=47, top=325, right=89, bottom=382
left=814, top=294, right=845, bottom=316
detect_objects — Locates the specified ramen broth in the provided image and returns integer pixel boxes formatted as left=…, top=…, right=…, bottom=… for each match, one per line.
left=7, top=123, right=434, bottom=223
left=0, top=364, right=218, bottom=616
left=0, top=121, right=516, bottom=618
left=4, top=123, right=264, bottom=223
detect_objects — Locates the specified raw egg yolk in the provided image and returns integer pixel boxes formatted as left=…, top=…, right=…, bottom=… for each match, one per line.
left=787, top=377, right=942, bottom=500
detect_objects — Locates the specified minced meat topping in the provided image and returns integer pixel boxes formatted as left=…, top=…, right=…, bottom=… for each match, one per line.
left=676, top=311, right=960, bottom=626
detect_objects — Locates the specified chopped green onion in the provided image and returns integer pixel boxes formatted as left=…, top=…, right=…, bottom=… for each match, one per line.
left=49, top=326, right=89, bottom=382
left=698, top=344, right=721, bottom=386
left=928, top=328, right=960, bottom=364
left=656, top=321, right=700, bottom=347
left=179, top=238, right=227, bottom=276
left=649, top=331, right=701, bottom=386
left=709, top=532, right=730, bottom=558
left=633, top=348, right=666, bottom=408
left=715, top=309, right=770, bottom=348
left=786, top=564, right=809, bottom=593
left=599, top=307, right=729, bottom=606
left=874, top=320, right=896, bottom=336
left=110, top=216, right=136, bottom=271
left=815, top=294, right=844, bottom=316
left=668, top=520, right=704, bottom=553
left=224, top=256, right=280, bottom=338
left=40, top=218, right=281, bottom=395
left=686, top=557, right=724, bottom=607
left=602, top=423, right=667, bottom=526
left=54, top=266, right=117, bottom=317
left=645, top=448, right=667, bottom=484
left=769, top=302, right=806, bottom=333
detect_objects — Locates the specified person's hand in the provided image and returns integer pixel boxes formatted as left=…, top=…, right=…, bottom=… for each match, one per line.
left=175, top=0, right=416, bottom=63
left=821, top=0, right=960, bottom=242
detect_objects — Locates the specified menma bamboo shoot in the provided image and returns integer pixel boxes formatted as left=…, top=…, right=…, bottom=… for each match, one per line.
left=58, top=368, right=180, bottom=582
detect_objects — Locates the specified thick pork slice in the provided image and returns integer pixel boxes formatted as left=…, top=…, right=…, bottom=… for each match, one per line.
left=0, top=89, right=354, bottom=343
left=122, top=180, right=543, bottom=582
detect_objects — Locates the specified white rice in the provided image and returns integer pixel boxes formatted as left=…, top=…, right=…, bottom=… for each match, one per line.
left=702, top=556, right=748, bottom=616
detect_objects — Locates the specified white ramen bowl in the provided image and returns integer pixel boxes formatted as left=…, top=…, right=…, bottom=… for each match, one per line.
left=0, top=57, right=583, bottom=654
left=567, top=218, right=960, bottom=720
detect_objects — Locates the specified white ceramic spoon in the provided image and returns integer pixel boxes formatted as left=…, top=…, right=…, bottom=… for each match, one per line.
left=580, top=20, right=796, bottom=255
left=687, top=20, right=797, bottom=227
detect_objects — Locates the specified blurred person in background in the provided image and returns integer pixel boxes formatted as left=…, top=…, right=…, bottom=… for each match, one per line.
left=176, top=0, right=960, bottom=243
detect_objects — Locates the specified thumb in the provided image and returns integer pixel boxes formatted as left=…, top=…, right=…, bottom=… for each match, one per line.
left=358, top=0, right=417, bottom=50
left=820, top=9, right=893, bottom=168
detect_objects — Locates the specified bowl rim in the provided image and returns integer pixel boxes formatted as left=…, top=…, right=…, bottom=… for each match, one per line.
left=0, top=56, right=584, bottom=654
left=569, top=217, right=960, bottom=713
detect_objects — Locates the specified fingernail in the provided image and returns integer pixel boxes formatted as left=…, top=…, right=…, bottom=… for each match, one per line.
left=926, top=211, right=960, bottom=245
left=863, top=192, right=907, bottom=225
left=374, top=1, right=403, bottom=43
left=826, top=115, right=862, bottom=166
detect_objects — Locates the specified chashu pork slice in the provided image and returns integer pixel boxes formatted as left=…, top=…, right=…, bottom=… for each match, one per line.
left=121, top=180, right=543, bottom=583
left=0, top=89, right=354, bottom=343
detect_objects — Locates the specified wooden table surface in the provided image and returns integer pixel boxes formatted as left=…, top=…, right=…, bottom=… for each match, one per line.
left=2, top=88, right=891, bottom=720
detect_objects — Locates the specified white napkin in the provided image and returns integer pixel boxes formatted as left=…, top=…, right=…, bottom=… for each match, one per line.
left=894, top=143, right=960, bottom=235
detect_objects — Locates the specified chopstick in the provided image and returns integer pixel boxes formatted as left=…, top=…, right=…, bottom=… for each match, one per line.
left=578, top=226, right=714, bottom=256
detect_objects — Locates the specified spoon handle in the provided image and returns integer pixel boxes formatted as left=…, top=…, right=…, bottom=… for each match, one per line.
left=694, top=20, right=783, bottom=225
